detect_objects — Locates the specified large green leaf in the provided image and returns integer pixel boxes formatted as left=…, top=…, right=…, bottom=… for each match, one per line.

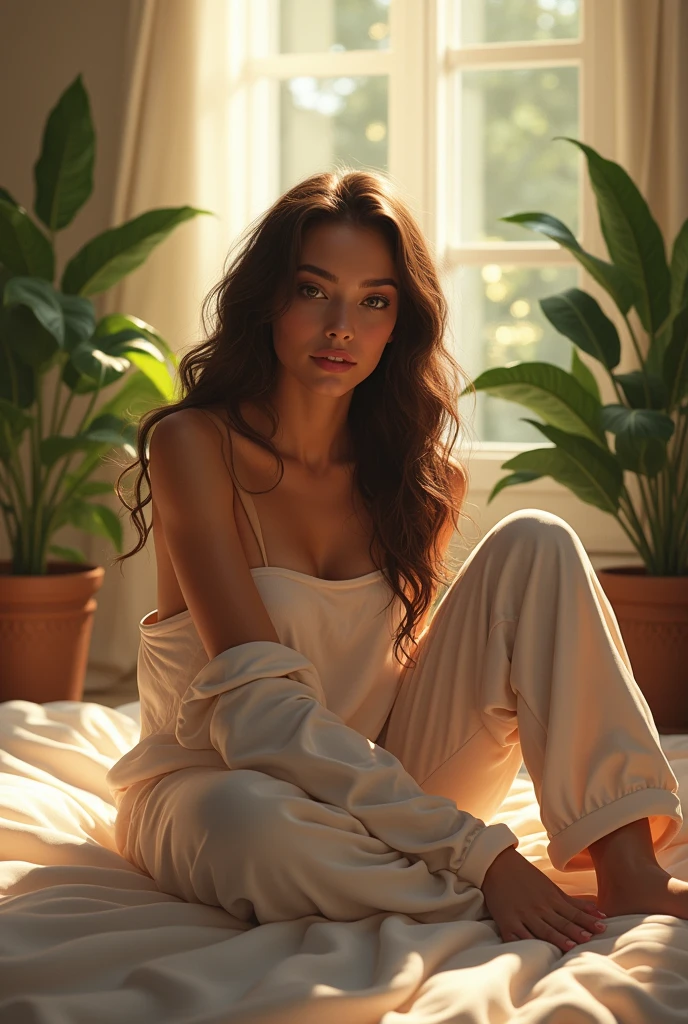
left=61, top=474, right=115, bottom=498
left=515, top=420, right=623, bottom=513
left=3, top=277, right=65, bottom=372
left=488, top=469, right=545, bottom=503
left=61, top=206, right=213, bottom=296
left=499, top=211, right=635, bottom=314
left=66, top=329, right=172, bottom=398
left=60, top=314, right=178, bottom=398
left=92, top=369, right=169, bottom=427
left=2, top=304, right=58, bottom=371
left=40, top=414, right=133, bottom=468
left=670, top=218, right=688, bottom=315
left=33, top=74, right=95, bottom=233
left=68, top=339, right=130, bottom=389
left=461, top=361, right=607, bottom=447
left=663, top=303, right=688, bottom=412
left=558, top=137, right=671, bottom=334
left=56, top=292, right=96, bottom=352
left=570, top=346, right=601, bottom=402
left=490, top=445, right=619, bottom=512
left=48, top=544, right=88, bottom=565
left=90, top=324, right=175, bottom=399
left=40, top=433, right=114, bottom=468
left=93, top=313, right=179, bottom=367
left=0, top=198, right=54, bottom=279
left=110, top=336, right=175, bottom=401
left=612, top=370, right=668, bottom=410
left=60, top=356, right=106, bottom=396
left=52, top=498, right=122, bottom=553
left=47, top=415, right=138, bottom=495
left=602, top=405, right=675, bottom=440
left=600, top=404, right=674, bottom=477
left=3, top=277, right=65, bottom=345
left=540, top=287, right=621, bottom=369
left=70, top=383, right=153, bottom=482
left=619, top=434, right=670, bottom=479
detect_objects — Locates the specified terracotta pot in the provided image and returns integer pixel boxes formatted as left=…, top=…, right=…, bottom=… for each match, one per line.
left=0, top=560, right=105, bottom=703
left=597, top=566, right=688, bottom=734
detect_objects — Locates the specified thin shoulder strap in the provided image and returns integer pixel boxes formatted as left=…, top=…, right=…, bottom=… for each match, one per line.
left=200, top=409, right=269, bottom=568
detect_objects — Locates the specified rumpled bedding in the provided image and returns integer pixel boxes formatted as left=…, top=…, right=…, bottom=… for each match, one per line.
left=1, top=698, right=687, bottom=1024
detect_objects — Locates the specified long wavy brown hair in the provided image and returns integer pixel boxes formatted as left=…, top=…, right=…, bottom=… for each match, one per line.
left=112, top=168, right=477, bottom=669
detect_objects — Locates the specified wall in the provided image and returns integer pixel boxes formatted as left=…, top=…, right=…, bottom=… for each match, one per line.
left=0, top=0, right=136, bottom=563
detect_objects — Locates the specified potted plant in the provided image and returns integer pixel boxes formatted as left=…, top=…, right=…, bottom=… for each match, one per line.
left=0, top=74, right=212, bottom=703
left=464, top=138, right=688, bottom=732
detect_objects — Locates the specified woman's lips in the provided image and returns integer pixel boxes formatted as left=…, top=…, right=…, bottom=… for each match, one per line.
left=310, top=356, right=356, bottom=373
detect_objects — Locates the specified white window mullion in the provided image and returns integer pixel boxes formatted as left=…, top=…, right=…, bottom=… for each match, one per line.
left=249, top=50, right=392, bottom=78
left=446, top=41, right=584, bottom=70
left=578, top=0, right=629, bottom=371
left=443, top=242, right=576, bottom=268
left=434, top=0, right=451, bottom=257
left=387, top=0, right=432, bottom=235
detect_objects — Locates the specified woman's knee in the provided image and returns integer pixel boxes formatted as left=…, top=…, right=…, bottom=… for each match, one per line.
left=179, top=769, right=295, bottom=853
left=491, top=508, right=585, bottom=563
left=140, top=766, right=376, bottom=887
left=183, top=768, right=360, bottom=869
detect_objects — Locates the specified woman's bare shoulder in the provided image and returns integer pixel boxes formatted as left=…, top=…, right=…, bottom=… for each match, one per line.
left=147, top=406, right=279, bottom=657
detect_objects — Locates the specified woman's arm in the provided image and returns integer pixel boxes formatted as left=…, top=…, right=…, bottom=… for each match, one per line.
left=153, top=412, right=518, bottom=888
left=175, top=639, right=519, bottom=888
left=149, top=409, right=280, bottom=657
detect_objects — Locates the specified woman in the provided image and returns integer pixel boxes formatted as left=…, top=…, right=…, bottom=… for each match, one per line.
left=107, top=168, right=686, bottom=952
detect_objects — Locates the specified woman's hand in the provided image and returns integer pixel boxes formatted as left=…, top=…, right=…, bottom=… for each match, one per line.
left=480, top=845, right=608, bottom=953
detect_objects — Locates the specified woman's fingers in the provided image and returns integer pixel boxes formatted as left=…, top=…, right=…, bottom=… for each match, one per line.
left=559, top=901, right=607, bottom=933
left=508, top=906, right=607, bottom=953
left=501, top=917, right=574, bottom=952
left=522, top=916, right=580, bottom=952
left=545, top=909, right=599, bottom=945
left=501, top=903, right=608, bottom=953
left=504, top=926, right=536, bottom=942
left=565, top=893, right=607, bottom=917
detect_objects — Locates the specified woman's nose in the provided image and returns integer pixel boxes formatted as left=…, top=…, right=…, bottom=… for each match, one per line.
left=325, top=300, right=355, bottom=338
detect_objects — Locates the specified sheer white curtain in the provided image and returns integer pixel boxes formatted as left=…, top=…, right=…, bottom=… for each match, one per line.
left=84, top=0, right=237, bottom=692
left=611, top=0, right=688, bottom=246
left=84, top=0, right=688, bottom=696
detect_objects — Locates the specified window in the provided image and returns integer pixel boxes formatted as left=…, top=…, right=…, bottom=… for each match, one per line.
left=236, top=0, right=421, bottom=216
left=442, top=2, right=583, bottom=449
left=225, top=0, right=626, bottom=553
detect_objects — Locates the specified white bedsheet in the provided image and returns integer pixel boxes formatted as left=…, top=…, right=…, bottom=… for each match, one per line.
left=1, top=698, right=687, bottom=1024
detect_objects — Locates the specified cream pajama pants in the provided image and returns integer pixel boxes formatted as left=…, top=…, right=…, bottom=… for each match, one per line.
left=131, top=509, right=683, bottom=925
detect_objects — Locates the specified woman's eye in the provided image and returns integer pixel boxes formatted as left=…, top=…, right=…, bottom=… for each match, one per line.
left=297, top=284, right=389, bottom=309
left=299, top=284, right=322, bottom=299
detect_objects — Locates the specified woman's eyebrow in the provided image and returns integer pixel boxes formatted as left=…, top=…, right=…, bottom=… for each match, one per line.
left=297, top=263, right=398, bottom=289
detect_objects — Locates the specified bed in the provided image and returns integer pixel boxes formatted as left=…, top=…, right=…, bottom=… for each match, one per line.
left=1, top=697, right=687, bottom=1024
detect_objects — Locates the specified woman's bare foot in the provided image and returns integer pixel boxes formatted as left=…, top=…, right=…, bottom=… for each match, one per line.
left=597, top=864, right=688, bottom=919
left=589, top=817, right=688, bottom=919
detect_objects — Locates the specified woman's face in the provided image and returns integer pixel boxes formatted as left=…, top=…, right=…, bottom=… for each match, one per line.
left=271, top=220, right=398, bottom=394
